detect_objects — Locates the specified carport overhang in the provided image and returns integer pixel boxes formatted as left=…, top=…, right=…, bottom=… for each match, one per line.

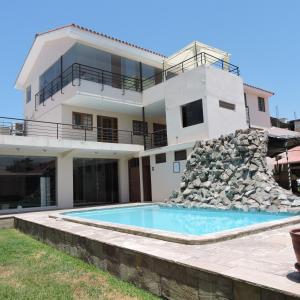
left=0, top=135, right=143, bottom=159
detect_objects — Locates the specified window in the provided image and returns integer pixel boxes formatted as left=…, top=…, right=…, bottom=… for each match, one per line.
left=258, top=97, right=266, bottom=112
left=219, top=100, right=235, bottom=111
left=155, top=153, right=166, bottom=164
left=72, top=112, right=93, bottom=130
left=174, top=150, right=187, bottom=161
left=0, top=156, right=56, bottom=210
left=26, top=86, right=31, bottom=103
left=132, top=120, right=148, bottom=135
left=181, top=99, right=204, bottom=128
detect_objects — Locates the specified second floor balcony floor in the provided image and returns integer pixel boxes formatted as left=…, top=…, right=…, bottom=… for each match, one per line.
left=0, top=117, right=168, bottom=151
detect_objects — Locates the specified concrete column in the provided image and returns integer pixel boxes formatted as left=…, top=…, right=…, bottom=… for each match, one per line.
left=118, top=158, right=129, bottom=203
left=139, top=157, right=144, bottom=202
left=56, top=155, right=73, bottom=209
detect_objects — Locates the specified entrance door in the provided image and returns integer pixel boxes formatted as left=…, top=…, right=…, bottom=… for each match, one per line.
left=153, top=123, right=167, bottom=147
left=97, top=116, right=118, bottom=143
left=142, top=156, right=152, bottom=202
left=128, top=158, right=141, bottom=202
left=73, top=158, right=119, bottom=206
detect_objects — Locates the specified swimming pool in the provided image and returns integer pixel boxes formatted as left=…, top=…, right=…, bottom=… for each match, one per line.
left=63, top=204, right=297, bottom=237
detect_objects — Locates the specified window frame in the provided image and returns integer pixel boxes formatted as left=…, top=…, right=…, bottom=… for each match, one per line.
left=258, top=97, right=266, bottom=112
left=132, top=120, right=148, bottom=136
left=155, top=153, right=166, bottom=164
left=72, top=112, right=93, bottom=131
left=181, top=99, right=204, bottom=128
left=174, top=150, right=187, bottom=161
left=219, top=100, right=235, bottom=111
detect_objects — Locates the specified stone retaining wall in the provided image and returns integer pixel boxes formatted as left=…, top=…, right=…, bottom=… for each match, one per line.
left=14, top=217, right=298, bottom=300
left=0, top=217, right=14, bottom=229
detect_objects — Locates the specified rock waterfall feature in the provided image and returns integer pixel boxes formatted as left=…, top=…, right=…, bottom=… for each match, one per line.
left=167, top=129, right=300, bottom=213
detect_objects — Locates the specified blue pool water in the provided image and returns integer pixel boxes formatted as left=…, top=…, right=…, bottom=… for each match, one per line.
left=64, top=205, right=295, bottom=236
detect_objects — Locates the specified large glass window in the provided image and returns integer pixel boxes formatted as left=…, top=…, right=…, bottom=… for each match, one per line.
left=39, top=59, right=61, bottom=91
left=38, top=43, right=163, bottom=101
left=73, top=158, right=118, bottom=206
left=0, top=156, right=56, bottom=210
left=181, top=99, right=204, bottom=128
left=63, top=43, right=112, bottom=72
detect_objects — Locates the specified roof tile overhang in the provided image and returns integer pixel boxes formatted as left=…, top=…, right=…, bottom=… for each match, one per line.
left=15, top=24, right=165, bottom=89
left=243, top=83, right=274, bottom=97
left=36, top=24, right=166, bottom=58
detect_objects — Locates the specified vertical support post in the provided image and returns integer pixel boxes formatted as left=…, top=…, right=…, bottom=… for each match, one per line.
left=139, top=62, right=143, bottom=92
left=130, top=131, right=133, bottom=144
left=181, top=62, right=184, bottom=73
left=194, top=42, right=198, bottom=67
left=162, top=61, right=166, bottom=82
left=84, top=128, right=87, bottom=141
left=101, top=71, right=104, bottom=91
left=285, top=141, right=292, bottom=191
left=79, top=64, right=81, bottom=86
left=56, top=123, right=59, bottom=139
left=72, top=64, right=74, bottom=86
left=142, top=107, right=146, bottom=150
left=60, top=56, right=63, bottom=94
left=42, top=88, right=45, bottom=106
left=51, top=81, right=54, bottom=100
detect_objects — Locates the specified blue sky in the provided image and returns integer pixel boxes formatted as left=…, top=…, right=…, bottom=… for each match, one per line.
left=0, top=0, right=299, bottom=119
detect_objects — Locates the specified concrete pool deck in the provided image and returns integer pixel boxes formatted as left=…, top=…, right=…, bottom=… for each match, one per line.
left=8, top=209, right=300, bottom=299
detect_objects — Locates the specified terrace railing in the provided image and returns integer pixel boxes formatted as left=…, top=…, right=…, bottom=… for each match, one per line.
left=0, top=116, right=167, bottom=150
left=142, top=52, right=240, bottom=90
left=35, top=52, right=240, bottom=107
left=35, top=63, right=141, bottom=109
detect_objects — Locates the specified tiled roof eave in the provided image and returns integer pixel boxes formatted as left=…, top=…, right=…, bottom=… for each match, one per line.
left=36, top=23, right=166, bottom=58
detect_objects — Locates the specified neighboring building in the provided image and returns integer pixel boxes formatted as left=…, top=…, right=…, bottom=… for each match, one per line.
left=243, top=83, right=274, bottom=129
left=290, top=119, right=300, bottom=133
left=0, top=24, right=275, bottom=212
left=274, top=146, right=300, bottom=192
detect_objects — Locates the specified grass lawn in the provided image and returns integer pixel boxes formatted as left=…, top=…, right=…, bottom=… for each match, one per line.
left=0, top=229, right=160, bottom=300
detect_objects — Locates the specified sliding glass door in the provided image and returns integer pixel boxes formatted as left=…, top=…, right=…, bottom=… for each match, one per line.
left=0, top=156, right=56, bottom=210
left=73, top=158, right=118, bottom=206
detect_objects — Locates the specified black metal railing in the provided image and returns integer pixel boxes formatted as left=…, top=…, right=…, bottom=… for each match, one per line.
left=142, top=51, right=240, bottom=90
left=0, top=116, right=167, bottom=149
left=35, top=52, right=240, bottom=107
left=35, top=63, right=141, bottom=108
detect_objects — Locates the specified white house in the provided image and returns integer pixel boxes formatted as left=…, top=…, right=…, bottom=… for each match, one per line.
left=0, top=24, right=274, bottom=212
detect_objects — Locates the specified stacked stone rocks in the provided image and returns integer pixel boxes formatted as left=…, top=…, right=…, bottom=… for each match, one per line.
left=167, top=129, right=300, bottom=213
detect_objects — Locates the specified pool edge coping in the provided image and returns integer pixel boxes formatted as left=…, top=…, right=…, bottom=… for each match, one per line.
left=49, top=203, right=300, bottom=245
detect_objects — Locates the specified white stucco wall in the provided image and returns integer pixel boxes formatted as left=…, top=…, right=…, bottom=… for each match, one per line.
left=161, top=65, right=247, bottom=145
left=244, top=89, right=271, bottom=129
left=205, top=66, right=248, bottom=138
left=164, top=66, right=208, bottom=145
left=148, top=147, right=193, bottom=201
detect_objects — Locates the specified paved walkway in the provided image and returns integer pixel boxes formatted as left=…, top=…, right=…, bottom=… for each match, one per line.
left=14, top=210, right=300, bottom=298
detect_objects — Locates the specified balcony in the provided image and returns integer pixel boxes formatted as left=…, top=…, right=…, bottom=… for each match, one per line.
left=0, top=117, right=167, bottom=150
left=35, top=51, right=240, bottom=108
